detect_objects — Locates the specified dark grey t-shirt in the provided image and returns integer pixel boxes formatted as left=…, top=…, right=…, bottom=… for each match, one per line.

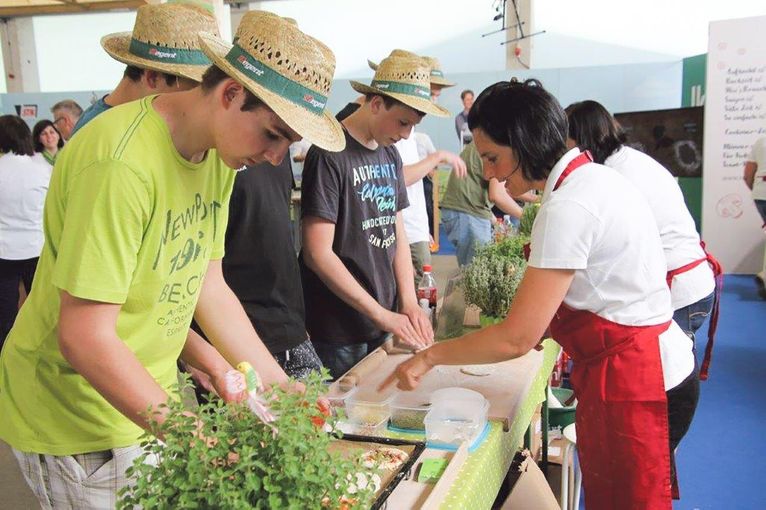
left=299, top=129, right=408, bottom=345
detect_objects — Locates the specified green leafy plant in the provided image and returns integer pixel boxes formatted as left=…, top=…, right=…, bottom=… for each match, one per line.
left=519, top=202, right=541, bottom=237
left=463, top=236, right=528, bottom=319
left=118, top=370, right=375, bottom=510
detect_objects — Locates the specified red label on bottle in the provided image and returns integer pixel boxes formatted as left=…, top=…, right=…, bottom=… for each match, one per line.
left=417, top=287, right=437, bottom=306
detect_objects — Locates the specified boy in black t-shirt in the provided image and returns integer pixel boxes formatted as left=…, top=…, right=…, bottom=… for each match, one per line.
left=300, top=55, right=449, bottom=378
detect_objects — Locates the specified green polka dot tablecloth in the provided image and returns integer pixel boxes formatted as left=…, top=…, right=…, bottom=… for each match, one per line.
left=387, top=339, right=561, bottom=509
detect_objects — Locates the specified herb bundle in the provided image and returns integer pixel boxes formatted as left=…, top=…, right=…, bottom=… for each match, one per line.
left=119, top=371, right=374, bottom=510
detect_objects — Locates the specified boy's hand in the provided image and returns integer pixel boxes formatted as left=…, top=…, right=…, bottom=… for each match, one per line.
left=400, top=303, right=434, bottom=349
left=373, top=308, right=429, bottom=349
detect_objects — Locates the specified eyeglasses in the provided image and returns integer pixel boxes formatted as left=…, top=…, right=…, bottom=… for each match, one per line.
left=53, top=116, right=67, bottom=126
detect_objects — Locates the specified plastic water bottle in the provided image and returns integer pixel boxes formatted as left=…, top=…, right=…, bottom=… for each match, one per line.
left=417, top=265, right=438, bottom=327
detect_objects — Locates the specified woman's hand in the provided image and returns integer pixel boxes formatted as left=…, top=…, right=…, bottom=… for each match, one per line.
left=378, top=350, right=435, bottom=391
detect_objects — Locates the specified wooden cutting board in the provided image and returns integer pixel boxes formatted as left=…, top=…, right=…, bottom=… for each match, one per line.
left=334, top=346, right=544, bottom=430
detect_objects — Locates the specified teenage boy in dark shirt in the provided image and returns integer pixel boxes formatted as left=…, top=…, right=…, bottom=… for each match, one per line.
left=300, top=55, right=449, bottom=378
left=220, top=158, right=322, bottom=379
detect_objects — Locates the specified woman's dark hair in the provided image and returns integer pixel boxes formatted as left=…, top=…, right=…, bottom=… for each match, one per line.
left=32, top=119, right=64, bottom=153
left=0, top=115, right=35, bottom=156
left=124, top=65, right=179, bottom=87
left=200, top=65, right=264, bottom=112
left=565, top=100, right=627, bottom=164
left=467, top=78, right=568, bottom=181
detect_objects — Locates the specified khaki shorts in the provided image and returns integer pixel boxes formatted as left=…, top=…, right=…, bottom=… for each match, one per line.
left=12, top=445, right=150, bottom=509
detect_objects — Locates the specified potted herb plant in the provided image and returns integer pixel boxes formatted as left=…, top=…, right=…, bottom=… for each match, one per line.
left=118, top=370, right=375, bottom=510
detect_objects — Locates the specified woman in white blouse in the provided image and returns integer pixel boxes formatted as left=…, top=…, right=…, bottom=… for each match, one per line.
left=383, top=79, right=696, bottom=509
left=0, top=115, right=52, bottom=347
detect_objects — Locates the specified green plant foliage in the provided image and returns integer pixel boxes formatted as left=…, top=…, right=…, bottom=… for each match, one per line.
left=519, top=203, right=541, bottom=237
left=118, top=371, right=375, bottom=510
left=462, top=236, right=528, bottom=319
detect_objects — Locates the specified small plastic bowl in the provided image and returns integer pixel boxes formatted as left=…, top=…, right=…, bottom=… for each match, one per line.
left=430, top=387, right=486, bottom=406
left=345, top=387, right=396, bottom=426
left=425, top=397, right=489, bottom=449
left=390, top=393, right=431, bottom=430
left=324, top=384, right=357, bottom=417
left=337, top=415, right=389, bottom=437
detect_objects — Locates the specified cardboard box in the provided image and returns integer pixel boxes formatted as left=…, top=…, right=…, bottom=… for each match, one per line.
left=528, top=405, right=543, bottom=461
left=545, top=436, right=567, bottom=466
left=500, top=451, right=559, bottom=510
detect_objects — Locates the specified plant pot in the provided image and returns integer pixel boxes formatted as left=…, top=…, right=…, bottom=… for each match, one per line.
left=548, top=387, right=577, bottom=429
left=479, top=314, right=504, bottom=328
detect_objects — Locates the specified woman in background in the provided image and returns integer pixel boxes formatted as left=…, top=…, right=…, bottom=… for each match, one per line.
left=565, top=100, right=719, bottom=353
left=383, top=79, right=696, bottom=509
left=32, top=119, right=64, bottom=167
left=0, top=115, right=52, bottom=347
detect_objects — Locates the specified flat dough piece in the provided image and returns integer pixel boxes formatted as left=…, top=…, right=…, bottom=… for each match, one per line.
left=360, top=446, right=409, bottom=471
left=460, top=364, right=495, bottom=376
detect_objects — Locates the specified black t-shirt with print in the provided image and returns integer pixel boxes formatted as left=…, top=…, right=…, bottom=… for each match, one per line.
left=299, top=129, right=408, bottom=345
left=222, top=159, right=306, bottom=354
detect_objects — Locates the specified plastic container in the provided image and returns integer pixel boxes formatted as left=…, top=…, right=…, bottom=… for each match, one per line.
left=424, top=396, right=489, bottom=449
left=390, top=393, right=431, bottom=431
left=430, top=387, right=486, bottom=406
left=345, top=387, right=396, bottom=426
left=548, top=387, right=577, bottom=429
left=324, top=384, right=357, bottom=418
left=337, top=416, right=389, bottom=437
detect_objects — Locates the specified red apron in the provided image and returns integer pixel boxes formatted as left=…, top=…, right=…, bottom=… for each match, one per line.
left=540, top=152, right=673, bottom=509
left=665, top=243, right=723, bottom=380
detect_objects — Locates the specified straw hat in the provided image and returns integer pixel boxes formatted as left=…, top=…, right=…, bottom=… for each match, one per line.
left=351, top=56, right=449, bottom=117
left=101, top=3, right=218, bottom=83
left=422, top=56, right=455, bottom=87
left=367, top=49, right=420, bottom=71
left=198, top=10, right=345, bottom=152
left=368, top=50, right=455, bottom=88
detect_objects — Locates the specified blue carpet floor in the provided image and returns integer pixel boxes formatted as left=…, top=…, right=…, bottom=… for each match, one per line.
left=672, top=275, right=765, bottom=509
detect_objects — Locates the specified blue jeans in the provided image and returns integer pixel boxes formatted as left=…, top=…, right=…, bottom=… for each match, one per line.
left=672, top=292, right=715, bottom=346
left=754, top=199, right=766, bottom=223
left=441, top=208, right=492, bottom=267
left=311, top=334, right=388, bottom=380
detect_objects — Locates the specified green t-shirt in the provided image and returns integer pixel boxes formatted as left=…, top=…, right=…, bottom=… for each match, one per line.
left=0, top=96, right=235, bottom=455
left=440, top=142, right=493, bottom=220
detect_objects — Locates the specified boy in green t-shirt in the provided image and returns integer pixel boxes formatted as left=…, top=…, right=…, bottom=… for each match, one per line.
left=0, top=12, right=345, bottom=507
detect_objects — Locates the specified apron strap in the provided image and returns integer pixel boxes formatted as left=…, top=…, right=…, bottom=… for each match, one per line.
left=699, top=242, right=723, bottom=381
left=665, top=242, right=723, bottom=381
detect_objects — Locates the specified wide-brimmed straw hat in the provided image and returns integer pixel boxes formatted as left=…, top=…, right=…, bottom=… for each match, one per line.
left=101, top=3, right=218, bottom=83
left=422, top=56, right=455, bottom=87
left=198, top=10, right=344, bottom=151
left=368, top=50, right=455, bottom=88
left=351, top=55, right=449, bottom=117
left=367, top=49, right=420, bottom=71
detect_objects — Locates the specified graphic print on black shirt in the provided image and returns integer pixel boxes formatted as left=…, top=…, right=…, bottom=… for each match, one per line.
left=299, top=128, right=408, bottom=345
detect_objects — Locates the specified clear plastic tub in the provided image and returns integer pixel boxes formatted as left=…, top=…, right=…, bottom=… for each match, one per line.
left=345, top=387, right=396, bottom=426
left=324, top=384, right=357, bottom=418
left=336, top=416, right=389, bottom=437
left=424, top=397, right=489, bottom=448
left=390, top=393, right=431, bottom=430
left=430, top=387, right=485, bottom=406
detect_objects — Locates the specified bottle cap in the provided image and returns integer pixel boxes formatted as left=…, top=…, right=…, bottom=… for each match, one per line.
left=422, top=264, right=432, bottom=272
